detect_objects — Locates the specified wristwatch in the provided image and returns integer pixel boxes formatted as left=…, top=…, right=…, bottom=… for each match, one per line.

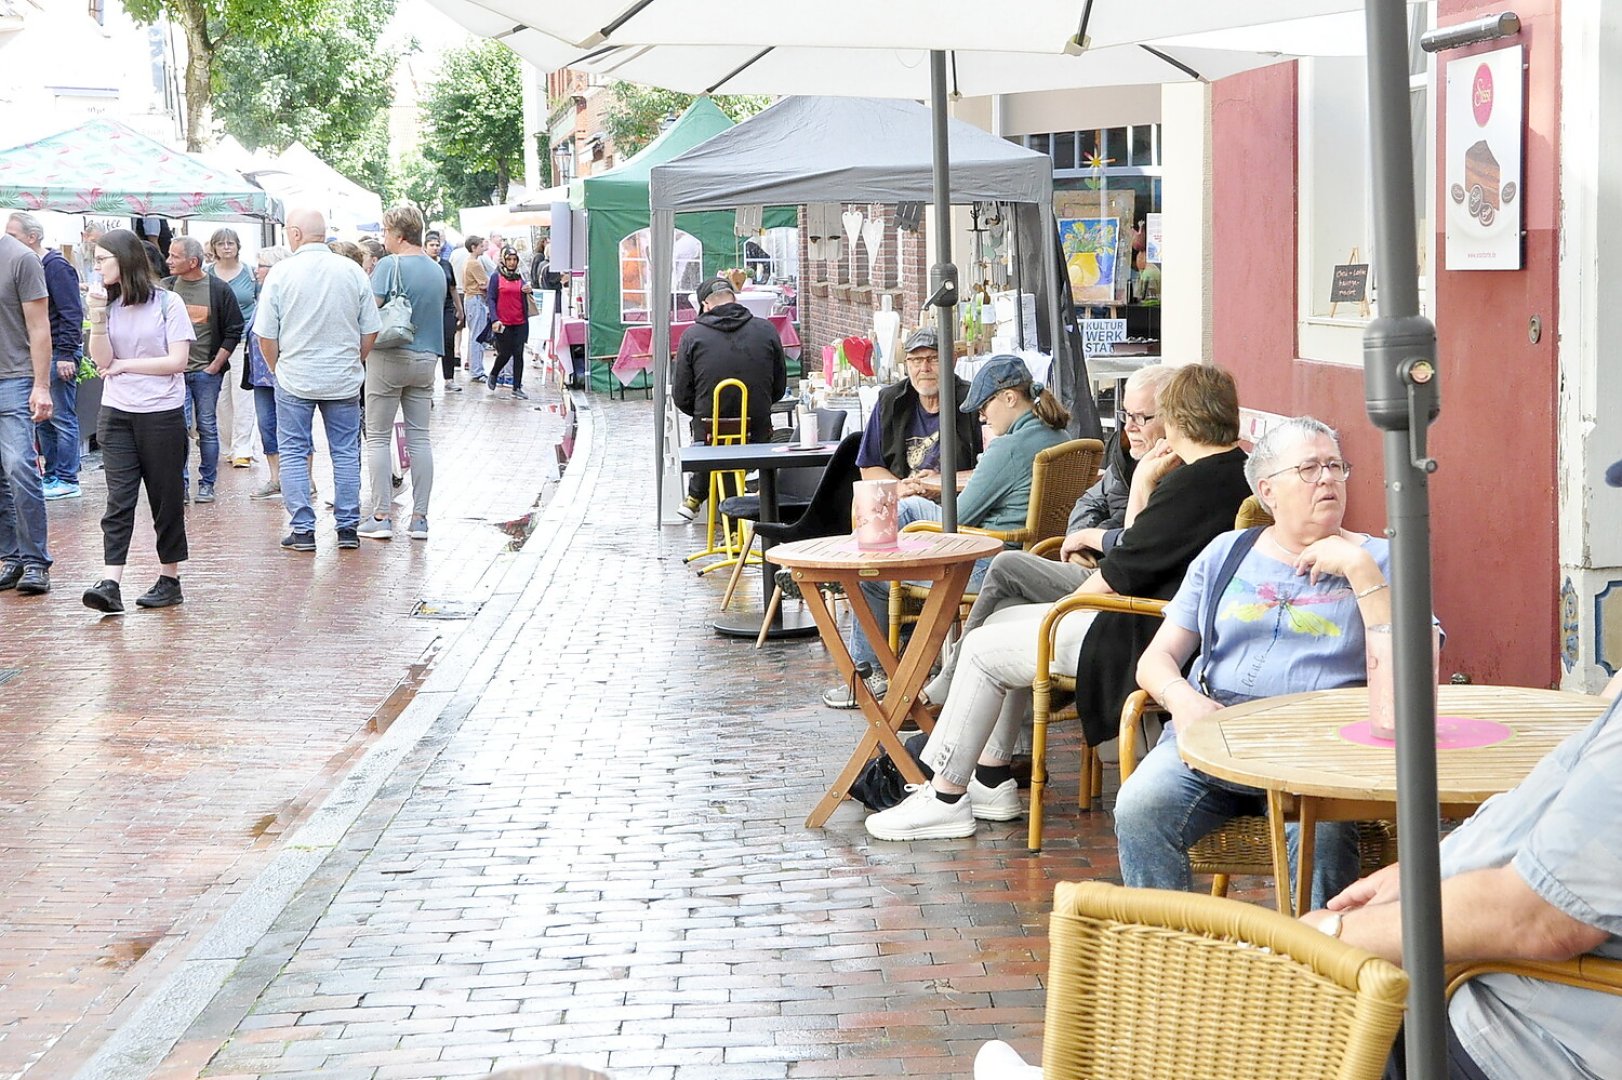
left=1318, top=911, right=1344, bottom=939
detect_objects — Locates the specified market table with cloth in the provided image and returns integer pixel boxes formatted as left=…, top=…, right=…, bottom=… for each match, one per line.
left=767, top=531, right=1003, bottom=827
left=1177, top=685, right=1608, bottom=915
left=616, top=315, right=800, bottom=386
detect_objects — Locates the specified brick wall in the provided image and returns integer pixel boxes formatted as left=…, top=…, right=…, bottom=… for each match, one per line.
left=799, top=204, right=931, bottom=361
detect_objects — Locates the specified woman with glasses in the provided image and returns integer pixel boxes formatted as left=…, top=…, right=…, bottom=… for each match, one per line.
left=81, top=229, right=195, bottom=613
left=1116, top=416, right=1400, bottom=908
left=207, top=228, right=258, bottom=470
left=866, top=364, right=1252, bottom=841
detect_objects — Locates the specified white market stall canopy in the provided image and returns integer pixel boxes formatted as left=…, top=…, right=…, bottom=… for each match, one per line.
left=242, top=142, right=383, bottom=234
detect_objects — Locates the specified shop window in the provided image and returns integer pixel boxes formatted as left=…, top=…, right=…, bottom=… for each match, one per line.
left=619, top=227, right=702, bottom=323
left=752, top=226, right=798, bottom=285
left=1296, top=3, right=1431, bottom=365
left=1028, top=132, right=1051, bottom=157
left=1077, top=128, right=1098, bottom=166
left=1053, top=131, right=1077, bottom=170
left=1130, top=125, right=1155, bottom=167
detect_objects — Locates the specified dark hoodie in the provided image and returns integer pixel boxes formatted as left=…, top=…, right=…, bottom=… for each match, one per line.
left=671, top=302, right=787, bottom=440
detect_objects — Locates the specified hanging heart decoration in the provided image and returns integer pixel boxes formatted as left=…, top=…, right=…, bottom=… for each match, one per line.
left=861, top=219, right=885, bottom=280
left=841, top=335, right=874, bottom=376
left=841, top=209, right=865, bottom=248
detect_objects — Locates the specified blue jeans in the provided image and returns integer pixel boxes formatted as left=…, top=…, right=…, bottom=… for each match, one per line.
left=36, top=363, right=79, bottom=484
left=463, top=295, right=489, bottom=377
left=253, top=385, right=279, bottom=457
left=1114, top=728, right=1362, bottom=910
left=182, top=369, right=224, bottom=485
left=274, top=388, right=360, bottom=532
left=849, top=496, right=991, bottom=671
left=0, top=376, right=50, bottom=568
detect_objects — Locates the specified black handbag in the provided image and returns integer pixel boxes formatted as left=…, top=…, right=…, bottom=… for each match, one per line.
left=849, top=731, right=933, bottom=812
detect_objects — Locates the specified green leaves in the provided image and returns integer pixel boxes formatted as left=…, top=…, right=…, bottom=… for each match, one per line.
left=601, top=87, right=771, bottom=158
left=420, top=40, right=525, bottom=213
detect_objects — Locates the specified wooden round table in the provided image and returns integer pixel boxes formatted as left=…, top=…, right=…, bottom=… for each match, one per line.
left=1178, top=684, right=1606, bottom=914
left=768, top=531, right=1003, bottom=827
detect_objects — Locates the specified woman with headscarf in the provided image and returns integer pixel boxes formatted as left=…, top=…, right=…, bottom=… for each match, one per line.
left=483, top=246, right=534, bottom=400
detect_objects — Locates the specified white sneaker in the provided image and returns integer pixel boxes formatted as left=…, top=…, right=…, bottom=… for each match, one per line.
left=822, top=673, right=888, bottom=709
left=356, top=516, right=394, bottom=540
left=864, top=784, right=975, bottom=841
left=974, top=1040, right=1043, bottom=1080
left=407, top=514, right=429, bottom=540
left=967, top=776, right=1022, bottom=821
left=677, top=496, right=702, bottom=521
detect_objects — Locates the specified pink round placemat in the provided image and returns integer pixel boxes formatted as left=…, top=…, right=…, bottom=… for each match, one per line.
left=1339, top=716, right=1514, bottom=749
left=836, top=535, right=937, bottom=554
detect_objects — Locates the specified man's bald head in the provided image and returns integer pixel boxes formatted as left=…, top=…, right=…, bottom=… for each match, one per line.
left=285, top=208, right=327, bottom=250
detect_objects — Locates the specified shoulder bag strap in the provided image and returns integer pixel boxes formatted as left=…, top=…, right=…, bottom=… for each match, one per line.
left=1198, top=526, right=1265, bottom=694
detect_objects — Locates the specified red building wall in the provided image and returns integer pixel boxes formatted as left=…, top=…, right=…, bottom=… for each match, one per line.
left=1210, top=1, right=1561, bottom=687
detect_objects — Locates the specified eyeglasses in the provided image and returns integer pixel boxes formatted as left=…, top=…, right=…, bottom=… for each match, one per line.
left=905, top=353, right=939, bottom=367
left=1115, top=409, right=1157, bottom=428
left=1264, top=459, right=1353, bottom=483
left=93, top=254, right=116, bottom=264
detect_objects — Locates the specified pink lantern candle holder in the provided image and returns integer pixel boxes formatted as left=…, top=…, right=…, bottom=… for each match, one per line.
left=852, top=479, right=900, bottom=549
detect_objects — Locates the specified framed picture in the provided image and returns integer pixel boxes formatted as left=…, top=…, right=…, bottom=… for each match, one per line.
left=1059, top=218, right=1121, bottom=304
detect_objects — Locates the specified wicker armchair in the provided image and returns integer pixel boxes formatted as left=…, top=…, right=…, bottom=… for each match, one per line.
left=1027, top=496, right=1273, bottom=853
left=1042, top=881, right=1409, bottom=1080
left=1445, top=956, right=1622, bottom=1000
left=886, top=437, right=1105, bottom=651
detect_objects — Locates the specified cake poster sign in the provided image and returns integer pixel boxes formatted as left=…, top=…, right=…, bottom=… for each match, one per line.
left=1445, top=44, right=1523, bottom=270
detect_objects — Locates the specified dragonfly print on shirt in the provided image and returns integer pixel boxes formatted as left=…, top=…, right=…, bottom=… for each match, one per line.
left=1222, top=578, right=1354, bottom=638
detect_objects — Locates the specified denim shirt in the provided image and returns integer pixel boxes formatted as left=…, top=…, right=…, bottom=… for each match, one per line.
left=1441, top=700, right=1622, bottom=1079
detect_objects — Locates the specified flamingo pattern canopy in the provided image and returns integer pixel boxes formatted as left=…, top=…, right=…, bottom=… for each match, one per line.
left=0, top=119, right=283, bottom=222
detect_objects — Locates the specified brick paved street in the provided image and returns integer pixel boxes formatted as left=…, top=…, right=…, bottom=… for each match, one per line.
left=0, top=381, right=568, bottom=1080
left=5, top=387, right=1266, bottom=1080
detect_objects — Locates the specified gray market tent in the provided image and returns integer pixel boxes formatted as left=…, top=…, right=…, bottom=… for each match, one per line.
left=647, top=95, right=1100, bottom=522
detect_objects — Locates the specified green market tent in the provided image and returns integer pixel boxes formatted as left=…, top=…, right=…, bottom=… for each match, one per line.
left=573, top=98, right=793, bottom=390
left=0, top=119, right=282, bottom=222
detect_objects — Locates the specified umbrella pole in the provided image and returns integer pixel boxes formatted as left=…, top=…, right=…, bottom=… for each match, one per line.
left=1362, top=1, right=1444, bottom=1077
left=930, top=50, right=960, bottom=531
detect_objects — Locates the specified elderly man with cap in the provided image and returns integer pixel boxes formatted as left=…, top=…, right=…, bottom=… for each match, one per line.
left=854, top=326, right=982, bottom=498
left=823, top=355, right=1071, bottom=708
left=672, top=276, right=787, bottom=520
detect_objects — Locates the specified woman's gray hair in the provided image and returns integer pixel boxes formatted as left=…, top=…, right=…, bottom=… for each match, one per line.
left=1243, top=416, right=1342, bottom=503
left=257, top=244, right=293, bottom=268
left=1124, top=362, right=1178, bottom=399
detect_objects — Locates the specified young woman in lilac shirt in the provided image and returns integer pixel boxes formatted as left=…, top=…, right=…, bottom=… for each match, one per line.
left=82, top=229, right=195, bottom=613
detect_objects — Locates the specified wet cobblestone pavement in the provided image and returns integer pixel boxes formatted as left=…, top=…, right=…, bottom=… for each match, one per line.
left=6, top=389, right=1268, bottom=1080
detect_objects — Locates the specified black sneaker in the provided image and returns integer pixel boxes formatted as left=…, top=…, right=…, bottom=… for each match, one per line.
left=83, top=579, right=124, bottom=613
left=336, top=527, right=360, bottom=549
left=135, top=575, right=183, bottom=608
left=281, top=530, right=317, bottom=552
left=16, top=565, right=49, bottom=595
left=0, top=560, right=21, bottom=590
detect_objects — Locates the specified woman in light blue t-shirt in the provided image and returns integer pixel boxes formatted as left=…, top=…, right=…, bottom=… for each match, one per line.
left=1119, top=416, right=1400, bottom=908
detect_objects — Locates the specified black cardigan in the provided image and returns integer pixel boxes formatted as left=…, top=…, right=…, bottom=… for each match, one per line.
left=872, top=377, right=982, bottom=479
left=1074, top=446, right=1252, bottom=746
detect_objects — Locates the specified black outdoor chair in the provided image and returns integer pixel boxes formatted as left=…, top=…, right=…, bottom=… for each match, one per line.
left=745, top=431, right=862, bottom=645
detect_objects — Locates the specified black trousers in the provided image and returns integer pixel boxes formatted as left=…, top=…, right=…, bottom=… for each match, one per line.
left=99, top=405, right=188, bottom=566
left=440, top=310, right=458, bottom=380
left=489, top=321, right=528, bottom=390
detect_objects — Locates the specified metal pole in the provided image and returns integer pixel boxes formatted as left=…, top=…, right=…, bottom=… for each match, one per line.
left=930, top=49, right=960, bottom=530
left=1362, top=2, right=1444, bottom=1077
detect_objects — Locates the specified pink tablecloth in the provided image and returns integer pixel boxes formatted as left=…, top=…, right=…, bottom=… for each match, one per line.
left=557, top=318, right=587, bottom=348
left=612, top=315, right=800, bottom=386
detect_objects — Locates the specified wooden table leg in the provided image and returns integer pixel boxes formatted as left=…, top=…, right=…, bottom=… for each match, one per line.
left=800, top=563, right=976, bottom=829
left=1293, top=796, right=1317, bottom=917
left=1266, top=790, right=1293, bottom=915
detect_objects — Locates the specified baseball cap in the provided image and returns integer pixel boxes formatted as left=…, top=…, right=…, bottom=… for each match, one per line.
left=696, top=277, right=736, bottom=306
left=960, top=355, right=1034, bottom=413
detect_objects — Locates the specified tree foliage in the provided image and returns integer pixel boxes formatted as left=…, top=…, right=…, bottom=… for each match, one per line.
left=122, top=0, right=324, bottom=149
left=420, top=40, right=525, bottom=213
left=600, top=87, right=772, bottom=158
left=384, top=150, right=448, bottom=227
left=211, top=0, right=400, bottom=193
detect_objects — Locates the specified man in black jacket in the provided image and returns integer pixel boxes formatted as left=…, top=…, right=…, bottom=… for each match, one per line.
left=672, top=277, right=787, bottom=520
left=164, top=236, right=244, bottom=504
left=854, top=327, right=981, bottom=497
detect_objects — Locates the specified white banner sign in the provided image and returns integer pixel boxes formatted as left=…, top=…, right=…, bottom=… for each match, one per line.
left=1144, top=213, right=1163, bottom=264
left=1081, top=318, right=1128, bottom=357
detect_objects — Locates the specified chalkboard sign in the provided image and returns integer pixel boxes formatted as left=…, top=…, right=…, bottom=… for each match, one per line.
left=1330, top=263, right=1370, bottom=303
